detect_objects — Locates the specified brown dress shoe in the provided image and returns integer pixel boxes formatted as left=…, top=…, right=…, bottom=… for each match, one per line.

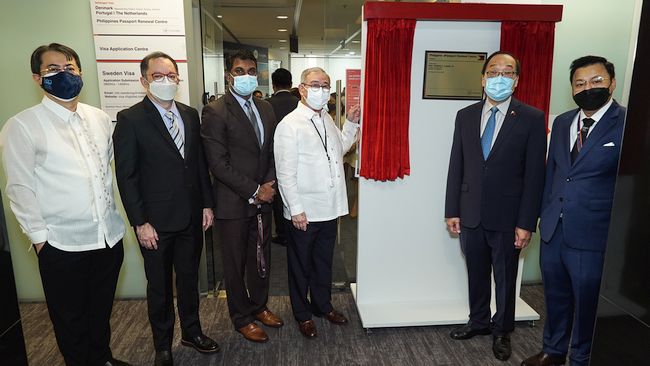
left=298, top=320, right=317, bottom=338
left=237, top=323, right=269, bottom=343
left=521, top=351, right=566, bottom=366
left=323, top=310, right=348, bottom=325
left=254, top=309, right=284, bottom=328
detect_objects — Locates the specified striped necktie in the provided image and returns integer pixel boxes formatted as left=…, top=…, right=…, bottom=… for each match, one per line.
left=164, top=111, right=184, bottom=158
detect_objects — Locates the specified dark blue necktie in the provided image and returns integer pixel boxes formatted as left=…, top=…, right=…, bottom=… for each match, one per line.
left=482, top=106, right=498, bottom=159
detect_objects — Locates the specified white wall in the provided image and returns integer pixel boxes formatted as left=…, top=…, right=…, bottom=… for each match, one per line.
left=290, top=56, right=361, bottom=89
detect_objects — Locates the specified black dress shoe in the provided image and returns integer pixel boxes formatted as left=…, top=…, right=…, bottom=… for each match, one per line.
left=449, top=323, right=491, bottom=340
left=492, top=335, right=512, bottom=361
left=104, top=358, right=133, bottom=366
left=154, top=350, right=173, bottom=366
left=181, top=334, right=220, bottom=353
left=521, top=351, right=566, bottom=366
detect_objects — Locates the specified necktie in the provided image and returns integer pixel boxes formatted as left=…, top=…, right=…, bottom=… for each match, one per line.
left=164, top=111, right=184, bottom=158
left=570, top=117, right=595, bottom=164
left=481, top=106, right=498, bottom=159
left=245, top=100, right=262, bottom=145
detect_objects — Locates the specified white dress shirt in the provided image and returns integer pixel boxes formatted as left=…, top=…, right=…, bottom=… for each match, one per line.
left=274, top=101, right=359, bottom=222
left=150, top=97, right=185, bottom=137
left=0, top=96, right=125, bottom=251
left=568, top=98, right=613, bottom=150
left=480, top=97, right=512, bottom=149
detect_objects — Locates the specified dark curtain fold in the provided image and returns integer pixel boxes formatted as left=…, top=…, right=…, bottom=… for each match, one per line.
left=360, top=18, right=416, bottom=181
left=500, top=21, right=556, bottom=132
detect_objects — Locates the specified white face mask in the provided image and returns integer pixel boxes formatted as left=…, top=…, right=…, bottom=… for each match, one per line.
left=305, top=87, right=330, bottom=110
left=149, top=79, right=178, bottom=101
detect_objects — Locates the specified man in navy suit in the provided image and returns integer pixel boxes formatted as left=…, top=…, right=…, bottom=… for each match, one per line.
left=522, top=56, right=626, bottom=366
left=445, top=51, right=547, bottom=361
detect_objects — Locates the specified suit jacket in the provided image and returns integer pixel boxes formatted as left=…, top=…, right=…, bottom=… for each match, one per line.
left=539, top=101, right=626, bottom=252
left=445, top=98, right=547, bottom=232
left=266, top=91, right=299, bottom=123
left=201, top=91, right=277, bottom=219
left=113, top=97, right=213, bottom=231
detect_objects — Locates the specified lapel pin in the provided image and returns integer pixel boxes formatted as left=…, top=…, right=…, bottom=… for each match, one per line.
left=510, top=110, right=516, bottom=116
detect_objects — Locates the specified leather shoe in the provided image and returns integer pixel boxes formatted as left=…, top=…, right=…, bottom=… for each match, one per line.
left=521, top=351, right=566, bottom=366
left=492, top=335, right=512, bottom=361
left=255, top=309, right=284, bottom=328
left=104, top=358, right=132, bottom=366
left=181, top=334, right=220, bottom=353
left=298, top=320, right=317, bottom=338
left=320, top=310, right=348, bottom=325
left=238, top=322, right=269, bottom=343
left=154, top=350, right=173, bottom=366
left=449, top=323, right=491, bottom=340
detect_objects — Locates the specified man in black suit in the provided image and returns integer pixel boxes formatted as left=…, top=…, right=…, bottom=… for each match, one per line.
left=266, top=68, right=299, bottom=245
left=445, top=51, right=547, bottom=361
left=201, top=49, right=284, bottom=343
left=113, top=52, right=219, bottom=366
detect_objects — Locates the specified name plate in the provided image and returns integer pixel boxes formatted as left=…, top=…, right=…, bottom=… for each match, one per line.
left=422, top=51, right=486, bottom=100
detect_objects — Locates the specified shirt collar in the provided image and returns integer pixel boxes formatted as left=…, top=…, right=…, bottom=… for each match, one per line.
left=483, top=97, right=512, bottom=117
left=230, top=88, right=253, bottom=108
left=579, top=98, right=613, bottom=123
left=296, top=100, right=325, bottom=120
left=41, top=95, right=77, bottom=122
left=148, top=95, right=180, bottom=121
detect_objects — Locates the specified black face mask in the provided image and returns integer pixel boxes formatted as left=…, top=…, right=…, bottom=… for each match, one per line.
left=573, top=87, right=610, bottom=111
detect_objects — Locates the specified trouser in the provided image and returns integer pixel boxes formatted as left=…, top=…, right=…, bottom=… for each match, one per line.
left=38, top=241, right=124, bottom=366
left=140, top=222, right=204, bottom=351
left=217, top=214, right=272, bottom=329
left=286, top=219, right=337, bottom=322
left=460, top=225, right=520, bottom=336
left=541, top=221, right=605, bottom=366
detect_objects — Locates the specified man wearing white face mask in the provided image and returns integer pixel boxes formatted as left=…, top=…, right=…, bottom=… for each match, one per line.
left=444, top=51, right=547, bottom=361
left=201, top=49, right=283, bottom=343
left=274, top=67, right=361, bottom=339
left=113, top=52, right=219, bottom=365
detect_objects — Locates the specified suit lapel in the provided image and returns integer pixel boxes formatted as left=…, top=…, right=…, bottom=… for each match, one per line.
left=253, top=97, right=272, bottom=149
left=572, top=102, right=620, bottom=166
left=469, top=102, right=483, bottom=160
left=177, top=103, right=192, bottom=158
left=226, top=91, right=261, bottom=149
left=560, top=111, right=578, bottom=169
left=488, top=98, right=519, bottom=159
left=143, top=97, right=183, bottom=159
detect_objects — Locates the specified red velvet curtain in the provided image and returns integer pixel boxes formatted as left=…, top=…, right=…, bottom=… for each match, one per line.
left=360, top=19, right=416, bottom=181
left=500, top=21, right=556, bottom=131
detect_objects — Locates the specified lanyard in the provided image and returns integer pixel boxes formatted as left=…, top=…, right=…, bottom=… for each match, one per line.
left=309, top=115, right=335, bottom=187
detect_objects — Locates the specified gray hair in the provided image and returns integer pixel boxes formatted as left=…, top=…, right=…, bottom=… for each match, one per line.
left=300, top=67, right=330, bottom=84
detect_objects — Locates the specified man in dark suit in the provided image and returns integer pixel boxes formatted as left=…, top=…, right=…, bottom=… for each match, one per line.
left=201, top=49, right=283, bottom=343
left=445, top=51, right=547, bottom=361
left=266, top=68, right=300, bottom=245
left=113, top=52, right=219, bottom=366
left=521, top=56, right=625, bottom=366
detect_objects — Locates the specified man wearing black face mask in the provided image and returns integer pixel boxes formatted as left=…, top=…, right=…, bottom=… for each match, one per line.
left=521, top=56, right=626, bottom=366
left=0, top=43, right=129, bottom=366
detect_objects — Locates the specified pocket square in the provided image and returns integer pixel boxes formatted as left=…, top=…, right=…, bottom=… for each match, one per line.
left=603, top=142, right=615, bottom=147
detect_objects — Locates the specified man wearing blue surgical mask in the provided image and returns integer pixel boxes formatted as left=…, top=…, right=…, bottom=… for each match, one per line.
left=201, top=49, right=283, bottom=343
left=0, top=43, right=129, bottom=366
left=445, top=51, right=547, bottom=361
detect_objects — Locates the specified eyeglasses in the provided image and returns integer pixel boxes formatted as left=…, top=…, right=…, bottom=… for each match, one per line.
left=150, top=72, right=180, bottom=83
left=40, top=65, right=80, bottom=75
left=573, top=75, right=608, bottom=89
left=485, top=70, right=517, bottom=79
left=301, top=83, right=331, bottom=93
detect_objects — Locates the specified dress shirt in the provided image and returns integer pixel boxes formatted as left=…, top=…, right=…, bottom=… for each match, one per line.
left=149, top=96, right=185, bottom=137
left=230, top=88, right=264, bottom=142
left=480, top=97, right=512, bottom=149
left=568, top=98, right=613, bottom=150
left=0, top=96, right=125, bottom=251
left=274, top=102, right=359, bottom=222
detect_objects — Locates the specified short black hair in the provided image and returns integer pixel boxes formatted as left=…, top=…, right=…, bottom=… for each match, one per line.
left=30, top=43, right=81, bottom=74
left=569, top=55, right=615, bottom=82
left=272, top=68, right=292, bottom=89
left=226, top=49, right=257, bottom=72
left=481, top=51, right=520, bottom=75
left=140, top=51, right=178, bottom=77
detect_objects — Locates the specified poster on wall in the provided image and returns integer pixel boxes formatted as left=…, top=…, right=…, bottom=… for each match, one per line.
left=90, top=0, right=189, bottom=120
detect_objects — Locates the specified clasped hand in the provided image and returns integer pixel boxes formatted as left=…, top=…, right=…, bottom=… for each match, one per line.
left=254, top=180, right=276, bottom=204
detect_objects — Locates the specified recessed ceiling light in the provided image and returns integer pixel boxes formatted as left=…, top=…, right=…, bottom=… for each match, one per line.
left=280, top=47, right=286, bottom=50
left=276, top=15, right=288, bottom=19
left=278, top=39, right=287, bottom=43
left=348, top=51, right=356, bottom=55
left=217, top=15, right=222, bottom=18
left=277, top=28, right=288, bottom=32
left=351, top=40, right=360, bottom=43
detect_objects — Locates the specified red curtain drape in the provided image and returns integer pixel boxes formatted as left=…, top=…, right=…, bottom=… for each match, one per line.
left=360, top=18, right=416, bottom=181
left=500, top=21, right=556, bottom=132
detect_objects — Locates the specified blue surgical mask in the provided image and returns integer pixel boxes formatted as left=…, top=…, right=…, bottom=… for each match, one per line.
left=41, top=71, right=83, bottom=101
left=484, top=76, right=515, bottom=102
left=231, top=74, right=258, bottom=96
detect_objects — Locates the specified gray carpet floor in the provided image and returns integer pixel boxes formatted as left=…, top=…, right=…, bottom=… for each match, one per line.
left=19, top=285, right=546, bottom=366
